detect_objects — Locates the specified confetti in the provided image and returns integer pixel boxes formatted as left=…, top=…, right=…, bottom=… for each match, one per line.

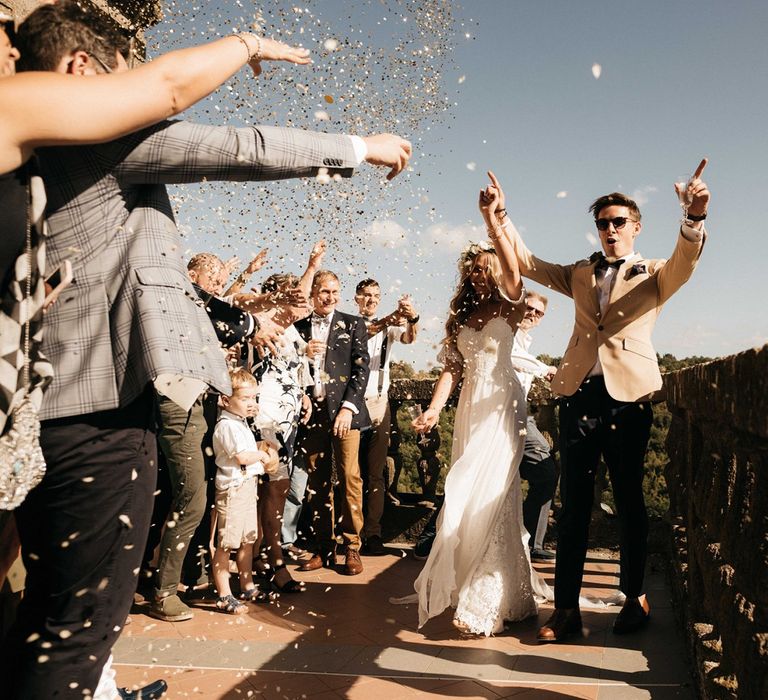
left=592, top=63, right=602, bottom=79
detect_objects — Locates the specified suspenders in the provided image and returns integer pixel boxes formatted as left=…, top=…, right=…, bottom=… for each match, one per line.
left=377, top=332, right=389, bottom=397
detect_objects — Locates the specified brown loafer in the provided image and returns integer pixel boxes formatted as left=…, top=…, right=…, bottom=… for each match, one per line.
left=613, top=598, right=650, bottom=634
left=537, top=608, right=582, bottom=643
left=344, top=547, right=363, bottom=576
left=298, top=551, right=336, bottom=572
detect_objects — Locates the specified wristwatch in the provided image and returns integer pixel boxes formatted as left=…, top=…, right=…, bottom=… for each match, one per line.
left=407, top=315, right=420, bottom=325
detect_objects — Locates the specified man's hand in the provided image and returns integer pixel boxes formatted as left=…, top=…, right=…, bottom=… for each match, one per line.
left=398, top=296, right=417, bottom=320
left=333, top=407, right=354, bottom=438
left=248, top=37, right=311, bottom=76
left=245, top=249, right=268, bottom=275
left=248, top=314, right=283, bottom=356
left=545, top=366, right=557, bottom=381
left=309, top=239, right=327, bottom=268
left=361, top=134, right=412, bottom=180
left=299, top=394, right=313, bottom=424
left=675, top=158, right=710, bottom=218
left=305, top=338, right=326, bottom=360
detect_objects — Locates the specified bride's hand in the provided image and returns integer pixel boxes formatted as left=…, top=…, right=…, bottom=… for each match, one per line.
left=478, top=187, right=501, bottom=228
left=413, top=407, right=439, bottom=433
left=487, top=171, right=506, bottom=214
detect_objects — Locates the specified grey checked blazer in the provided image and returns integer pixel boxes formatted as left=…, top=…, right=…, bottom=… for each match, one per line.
left=36, top=121, right=357, bottom=420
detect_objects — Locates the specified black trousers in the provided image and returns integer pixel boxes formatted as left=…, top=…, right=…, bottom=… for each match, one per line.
left=1, top=391, right=157, bottom=699
left=518, top=416, right=558, bottom=542
left=555, top=376, right=652, bottom=609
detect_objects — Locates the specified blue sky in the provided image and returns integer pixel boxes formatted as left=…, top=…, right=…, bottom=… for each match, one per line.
left=147, top=1, right=768, bottom=369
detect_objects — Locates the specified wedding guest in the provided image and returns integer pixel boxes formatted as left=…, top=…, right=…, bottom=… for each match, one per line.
left=295, top=271, right=370, bottom=575
left=211, top=368, right=279, bottom=614
left=354, top=279, right=418, bottom=555
left=486, top=161, right=709, bottom=641
left=222, top=249, right=268, bottom=297
left=3, top=4, right=411, bottom=698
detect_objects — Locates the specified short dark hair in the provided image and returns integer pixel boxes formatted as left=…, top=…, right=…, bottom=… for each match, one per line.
left=355, top=278, right=379, bottom=294
left=588, top=192, right=642, bottom=222
left=16, top=0, right=130, bottom=72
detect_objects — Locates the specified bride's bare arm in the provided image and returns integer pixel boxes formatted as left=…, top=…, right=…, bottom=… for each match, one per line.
left=479, top=179, right=522, bottom=301
left=415, top=355, right=463, bottom=432
left=0, top=34, right=310, bottom=172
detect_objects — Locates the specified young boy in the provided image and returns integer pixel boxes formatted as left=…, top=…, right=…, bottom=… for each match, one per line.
left=212, top=368, right=278, bottom=613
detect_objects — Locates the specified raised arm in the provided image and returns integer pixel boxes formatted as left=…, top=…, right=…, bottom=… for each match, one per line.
left=223, top=249, right=268, bottom=297
left=297, top=240, right=327, bottom=301
left=479, top=183, right=522, bottom=301
left=0, top=34, right=309, bottom=173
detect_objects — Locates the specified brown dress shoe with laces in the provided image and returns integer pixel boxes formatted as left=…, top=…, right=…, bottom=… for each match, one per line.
left=298, top=550, right=336, bottom=572
left=537, top=608, right=582, bottom=642
left=344, top=547, right=363, bottom=576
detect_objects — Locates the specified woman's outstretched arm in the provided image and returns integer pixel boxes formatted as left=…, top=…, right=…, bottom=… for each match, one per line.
left=0, top=34, right=309, bottom=172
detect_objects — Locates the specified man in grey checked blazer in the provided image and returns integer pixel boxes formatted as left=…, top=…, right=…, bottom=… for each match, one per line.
left=4, top=16, right=411, bottom=700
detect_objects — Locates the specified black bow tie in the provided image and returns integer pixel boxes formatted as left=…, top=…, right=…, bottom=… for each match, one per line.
left=592, top=253, right=625, bottom=273
left=312, top=313, right=331, bottom=325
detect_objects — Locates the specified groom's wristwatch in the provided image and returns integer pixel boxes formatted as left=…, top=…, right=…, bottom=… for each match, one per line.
left=685, top=211, right=707, bottom=221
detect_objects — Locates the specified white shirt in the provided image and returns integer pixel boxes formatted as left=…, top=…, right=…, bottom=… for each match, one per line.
left=363, top=322, right=401, bottom=398
left=310, top=310, right=358, bottom=414
left=511, top=330, right=551, bottom=397
left=212, top=409, right=264, bottom=490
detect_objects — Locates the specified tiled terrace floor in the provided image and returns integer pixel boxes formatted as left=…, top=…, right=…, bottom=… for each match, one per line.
left=115, top=548, right=694, bottom=699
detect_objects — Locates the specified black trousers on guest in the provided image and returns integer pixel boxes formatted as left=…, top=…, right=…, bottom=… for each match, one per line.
left=555, top=376, right=653, bottom=609
left=1, top=391, right=157, bottom=699
left=518, top=415, right=558, bottom=543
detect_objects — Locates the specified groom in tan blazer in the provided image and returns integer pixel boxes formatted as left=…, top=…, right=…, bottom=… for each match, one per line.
left=487, top=160, right=710, bottom=641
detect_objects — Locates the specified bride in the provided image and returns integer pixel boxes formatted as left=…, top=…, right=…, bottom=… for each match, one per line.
left=409, top=185, right=551, bottom=636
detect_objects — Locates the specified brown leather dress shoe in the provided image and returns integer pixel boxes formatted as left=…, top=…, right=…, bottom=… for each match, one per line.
left=537, top=609, right=582, bottom=643
left=613, top=598, right=650, bottom=634
left=298, top=551, right=336, bottom=572
left=344, top=547, right=364, bottom=576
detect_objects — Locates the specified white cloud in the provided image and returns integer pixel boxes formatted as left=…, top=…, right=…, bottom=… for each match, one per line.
left=426, top=222, right=483, bottom=252
left=361, top=219, right=409, bottom=249
left=631, top=185, right=658, bottom=207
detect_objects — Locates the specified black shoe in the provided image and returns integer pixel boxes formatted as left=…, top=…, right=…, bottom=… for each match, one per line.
left=613, top=598, right=650, bottom=634
left=530, top=548, right=556, bottom=562
left=118, top=679, right=168, bottom=699
left=413, top=533, right=435, bottom=560
left=362, top=535, right=387, bottom=556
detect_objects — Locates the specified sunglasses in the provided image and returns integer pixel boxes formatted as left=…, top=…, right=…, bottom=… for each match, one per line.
left=595, top=217, right=637, bottom=231
left=525, top=305, right=545, bottom=317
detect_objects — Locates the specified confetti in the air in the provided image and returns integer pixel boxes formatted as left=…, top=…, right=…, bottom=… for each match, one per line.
left=466, top=162, right=477, bottom=172
left=592, top=63, right=602, bottom=79
left=556, top=191, right=568, bottom=199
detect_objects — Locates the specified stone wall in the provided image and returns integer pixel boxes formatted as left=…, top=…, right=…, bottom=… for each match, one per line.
left=664, top=344, right=768, bottom=700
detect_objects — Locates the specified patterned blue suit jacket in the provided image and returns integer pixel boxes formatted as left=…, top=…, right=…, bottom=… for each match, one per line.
left=36, top=121, right=357, bottom=420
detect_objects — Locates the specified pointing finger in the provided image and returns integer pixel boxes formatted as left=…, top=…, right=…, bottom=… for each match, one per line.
left=692, top=158, right=708, bottom=179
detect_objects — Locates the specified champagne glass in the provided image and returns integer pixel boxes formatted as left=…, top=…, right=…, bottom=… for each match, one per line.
left=407, top=404, right=430, bottom=445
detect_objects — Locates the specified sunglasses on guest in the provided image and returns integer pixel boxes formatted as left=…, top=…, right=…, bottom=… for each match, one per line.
left=595, top=217, right=637, bottom=231
left=525, top=305, right=545, bottom=318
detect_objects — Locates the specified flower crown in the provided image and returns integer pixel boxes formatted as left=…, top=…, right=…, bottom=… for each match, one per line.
left=459, top=240, right=496, bottom=265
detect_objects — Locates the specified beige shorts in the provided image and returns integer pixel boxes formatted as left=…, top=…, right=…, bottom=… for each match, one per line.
left=215, top=478, right=258, bottom=550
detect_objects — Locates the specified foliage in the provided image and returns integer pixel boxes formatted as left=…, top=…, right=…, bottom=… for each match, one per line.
left=391, top=354, right=712, bottom=520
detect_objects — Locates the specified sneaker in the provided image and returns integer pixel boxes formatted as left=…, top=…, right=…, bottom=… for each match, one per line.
left=147, top=594, right=194, bottom=622
left=530, top=548, right=556, bottom=562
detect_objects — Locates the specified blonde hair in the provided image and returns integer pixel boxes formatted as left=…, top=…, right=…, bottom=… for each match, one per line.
left=229, top=367, right=258, bottom=394
left=442, top=245, right=503, bottom=347
left=187, top=252, right=223, bottom=274
left=526, top=290, right=548, bottom=309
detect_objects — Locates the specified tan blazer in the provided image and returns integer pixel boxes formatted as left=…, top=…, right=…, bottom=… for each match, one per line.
left=510, top=226, right=706, bottom=402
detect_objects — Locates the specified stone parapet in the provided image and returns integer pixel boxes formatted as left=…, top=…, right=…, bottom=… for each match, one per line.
left=664, top=344, right=768, bottom=700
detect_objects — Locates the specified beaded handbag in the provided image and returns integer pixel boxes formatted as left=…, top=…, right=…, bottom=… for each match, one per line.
left=0, top=184, right=47, bottom=510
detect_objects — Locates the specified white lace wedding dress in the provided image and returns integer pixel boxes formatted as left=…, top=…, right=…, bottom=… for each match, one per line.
left=414, top=317, right=552, bottom=636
